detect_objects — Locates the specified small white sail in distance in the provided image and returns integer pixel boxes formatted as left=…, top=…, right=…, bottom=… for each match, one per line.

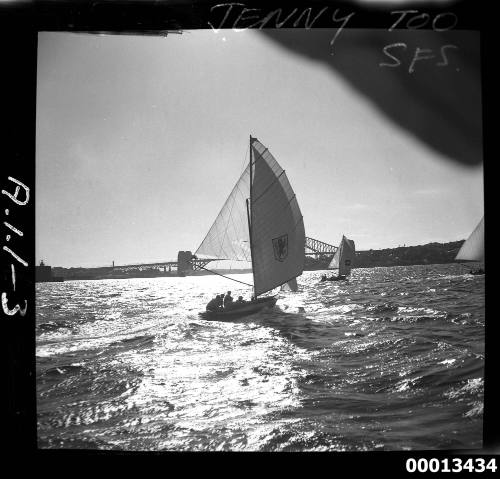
left=455, top=216, right=484, bottom=262
left=328, top=235, right=356, bottom=275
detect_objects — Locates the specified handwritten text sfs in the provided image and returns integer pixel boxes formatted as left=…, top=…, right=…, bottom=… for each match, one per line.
left=381, top=10, right=459, bottom=73
left=208, top=4, right=460, bottom=73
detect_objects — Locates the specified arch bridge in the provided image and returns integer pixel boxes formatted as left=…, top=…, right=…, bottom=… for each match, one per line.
left=305, top=236, right=337, bottom=258
left=112, top=236, right=337, bottom=276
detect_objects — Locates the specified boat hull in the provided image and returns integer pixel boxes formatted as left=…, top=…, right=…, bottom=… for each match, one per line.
left=199, top=296, right=277, bottom=321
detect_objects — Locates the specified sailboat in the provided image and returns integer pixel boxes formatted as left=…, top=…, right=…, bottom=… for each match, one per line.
left=321, top=235, right=356, bottom=281
left=455, top=216, right=484, bottom=275
left=196, top=136, right=305, bottom=320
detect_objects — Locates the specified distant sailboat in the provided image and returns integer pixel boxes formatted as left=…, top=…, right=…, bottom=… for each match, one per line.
left=321, top=235, right=355, bottom=281
left=196, top=136, right=305, bottom=319
left=455, top=217, right=484, bottom=274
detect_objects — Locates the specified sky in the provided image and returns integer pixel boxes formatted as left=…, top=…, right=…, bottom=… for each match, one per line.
left=36, top=29, right=483, bottom=268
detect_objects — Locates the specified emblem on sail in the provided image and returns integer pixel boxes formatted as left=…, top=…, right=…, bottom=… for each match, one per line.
left=272, top=234, right=288, bottom=262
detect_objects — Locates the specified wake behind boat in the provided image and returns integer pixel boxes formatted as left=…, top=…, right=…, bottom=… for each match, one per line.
left=469, top=269, right=485, bottom=276
left=195, top=136, right=305, bottom=320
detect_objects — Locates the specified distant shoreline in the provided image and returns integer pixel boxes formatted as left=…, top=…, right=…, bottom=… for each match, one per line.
left=41, top=240, right=470, bottom=282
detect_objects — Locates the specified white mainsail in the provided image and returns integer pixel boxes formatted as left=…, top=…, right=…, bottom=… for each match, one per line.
left=195, top=166, right=251, bottom=262
left=250, top=138, right=305, bottom=296
left=455, top=217, right=484, bottom=262
left=328, top=235, right=356, bottom=276
left=195, top=136, right=305, bottom=297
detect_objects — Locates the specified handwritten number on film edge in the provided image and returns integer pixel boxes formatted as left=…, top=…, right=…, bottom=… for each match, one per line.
left=2, top=176, right=30, bottom=317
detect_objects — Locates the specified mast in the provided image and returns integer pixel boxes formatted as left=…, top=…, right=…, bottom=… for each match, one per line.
left=338, top=236, right=345, bottom=276
left=247, top=135, right=256, bottom=298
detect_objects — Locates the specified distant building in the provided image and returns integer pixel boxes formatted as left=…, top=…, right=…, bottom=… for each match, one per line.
left=36, top=260, right=64, bottom=282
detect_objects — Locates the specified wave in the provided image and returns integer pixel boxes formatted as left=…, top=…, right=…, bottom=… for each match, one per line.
left=109, top=334, right=155, bottom=348
left=366, top=302, right=399, bottom=314
left=444, top=377, right=483, bottom=400
left=41, top=363, right=89, bottom=377
left=464, top=401, right=483, bottom=418
left=37, top=321, right=74, bottom=332
left=98, top=292, right=121, bottom=299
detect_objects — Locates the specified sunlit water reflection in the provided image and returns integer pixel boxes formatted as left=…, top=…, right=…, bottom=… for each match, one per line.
left=37, top=264, right=484, bottom=451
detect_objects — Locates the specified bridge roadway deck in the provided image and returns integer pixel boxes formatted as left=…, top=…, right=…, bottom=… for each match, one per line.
left=112, top=236, right=338, bottom=271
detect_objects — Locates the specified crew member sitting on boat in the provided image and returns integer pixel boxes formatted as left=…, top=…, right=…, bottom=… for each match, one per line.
left=224, top=291, right=234, bottom=309
left=217, top=294, right=225, bottom=308
left=235, top=296, right=245, bottom=304
left=206, top=295, right=222, bottom=312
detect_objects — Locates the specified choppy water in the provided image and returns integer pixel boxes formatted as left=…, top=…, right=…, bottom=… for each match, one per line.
left=36, top=263, right=484, bottom=451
